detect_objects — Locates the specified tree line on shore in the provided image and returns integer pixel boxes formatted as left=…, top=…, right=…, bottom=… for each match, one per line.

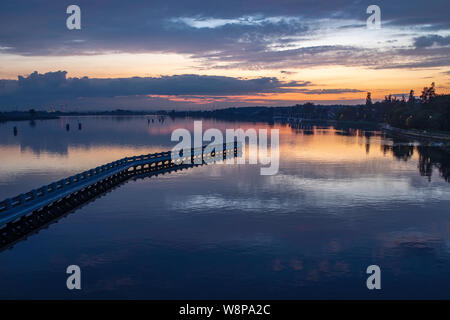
left=1, top=83, right=449, bottom=132
left=164, top=82, right=449, bottom=132
left=336, top=83, right=450, bottom=132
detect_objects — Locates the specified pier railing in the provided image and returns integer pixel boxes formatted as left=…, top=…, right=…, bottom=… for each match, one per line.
left=0, top=142, right=239, bottom=227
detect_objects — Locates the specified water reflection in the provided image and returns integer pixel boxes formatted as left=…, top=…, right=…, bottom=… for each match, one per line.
left=0, top=161, right=219, bottom=253
left=382, top=142, right=414, bottom=161
left=417, top=146, right=450, bottom=182
left=0, top=116, right=449, bottom=299
left=0, top=118, right=448, bottom=201
left=288, top=122, right=449, bottom=183
left=380, top=139, right=449, bottom=182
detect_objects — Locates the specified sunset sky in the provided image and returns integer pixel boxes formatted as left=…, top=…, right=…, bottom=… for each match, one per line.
left=0, top=0, right=449, bottom=110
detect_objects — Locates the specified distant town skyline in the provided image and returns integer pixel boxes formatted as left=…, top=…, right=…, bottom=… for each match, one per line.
left=0, top=0, right=449, bottom=110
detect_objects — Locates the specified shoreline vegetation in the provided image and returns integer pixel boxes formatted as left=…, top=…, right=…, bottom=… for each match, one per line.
left=0, top=109, right=150, bottom=122
left=1, top=83, right=448, bottom=142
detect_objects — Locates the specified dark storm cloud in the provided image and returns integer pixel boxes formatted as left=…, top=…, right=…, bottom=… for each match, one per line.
left=0, top=71, right=311, bottom=107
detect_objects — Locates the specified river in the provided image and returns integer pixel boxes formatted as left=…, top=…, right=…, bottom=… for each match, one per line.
left=0, top=116, right=449, bottom=299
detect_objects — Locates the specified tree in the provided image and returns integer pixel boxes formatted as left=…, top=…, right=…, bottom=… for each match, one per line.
left=408, top=90, right=415, bottom=105
left=420, top=82, right=436, bottom=103
left=428, top=82, right=436, bottom=100
left=365, top=92, right=372, bottom=107
left=303, top=102, right=315, bottom=117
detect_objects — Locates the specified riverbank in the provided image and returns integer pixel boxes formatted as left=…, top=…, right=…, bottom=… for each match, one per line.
left=0, top=111, right=59, bottom=122
left=277, top=117, right=380, bottom=127
left=0, top=110, right=159, bottom=123
left=381, top=124, right=450, bottom=150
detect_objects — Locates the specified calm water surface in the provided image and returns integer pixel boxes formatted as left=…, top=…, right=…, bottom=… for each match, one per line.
left=0, top=116, right=449, bottom=299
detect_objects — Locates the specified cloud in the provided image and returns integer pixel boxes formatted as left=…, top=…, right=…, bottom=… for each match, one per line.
left=0, top=0, right=447, bottom=80
left=414, top=35, right=450, bottom=48
left=0, top=1, right=311, bottom=56
left=0, top=71, right=369, bottom=109
left=296, top=88, right=365, bottom=95
left=280, top=70, right=297, bottom=75
left=193, top=43, right=450, bottom=71
left=0, top=71, right=311, bottom=108
left=1, top=0, right=449, bottom=65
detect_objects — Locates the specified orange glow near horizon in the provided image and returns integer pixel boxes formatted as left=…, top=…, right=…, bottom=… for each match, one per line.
left=0, top=52, right=449, bottom=105
left=0, top=123, right=416, bottom=181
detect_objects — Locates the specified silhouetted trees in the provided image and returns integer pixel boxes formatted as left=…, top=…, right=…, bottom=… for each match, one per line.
left=336, top=83, right=449, bottom=131
left=362, top=92, right=374, bottom=121
left=420, top=82, right=436, bottom=104
left=384, top=83, right=449, bottom=131
left=408, top=90, right=415, bottom=105
left=366, top=92, right=372, bottom=107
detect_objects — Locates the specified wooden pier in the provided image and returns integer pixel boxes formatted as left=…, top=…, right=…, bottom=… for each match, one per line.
left=0, top=143, right=240, bottom=228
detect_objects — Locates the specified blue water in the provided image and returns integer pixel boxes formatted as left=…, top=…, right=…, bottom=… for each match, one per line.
left=0, top=116, right=449, bottom=299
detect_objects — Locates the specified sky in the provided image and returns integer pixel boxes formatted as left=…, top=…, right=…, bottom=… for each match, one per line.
left=0, top=0, right=449, bottom=110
